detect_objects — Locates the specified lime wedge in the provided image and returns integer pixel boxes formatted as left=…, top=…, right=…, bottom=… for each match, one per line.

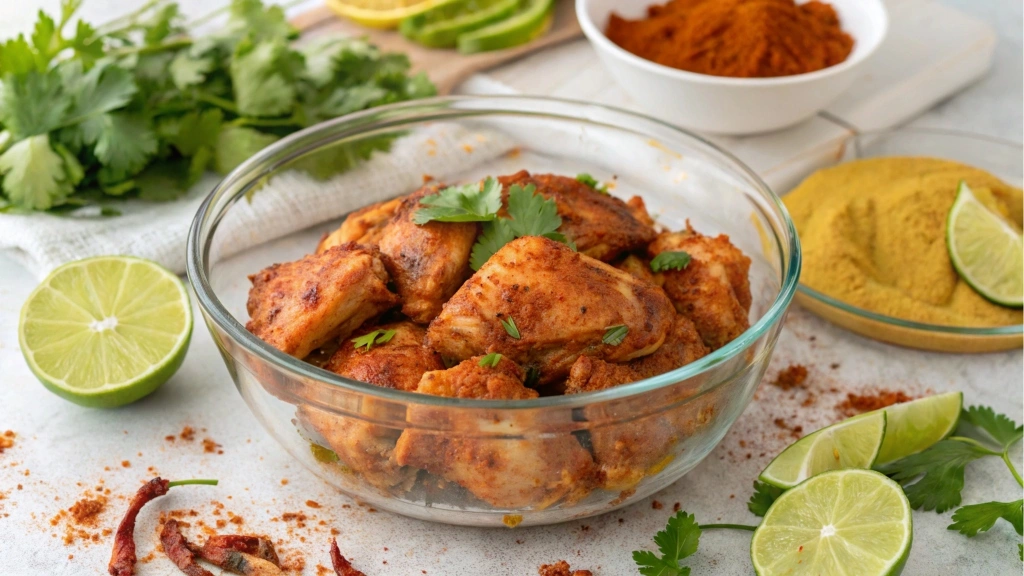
left=456, top=0, right=554, bottom=54
left=947, top=180, right=1024, bottom=307
left=400, top=0, right=520, bottom=48
left=325, top=0, right=446, bottom=29
left=751, top=469, right=912, bottom=576
left=19, top=256, right=192, bottom=408
left=872, top=391, right=962, bottom=466
left=759, top=411, right=886, bottom=489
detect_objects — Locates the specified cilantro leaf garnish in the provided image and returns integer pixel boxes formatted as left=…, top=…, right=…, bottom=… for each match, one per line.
left=960, top=405, right=1024, bottom=448
left=633, top=510, right=701, bottom=576
left=948, top=499, right=1023, bottom=537
left=877, top=439, right=994, bottom=512
left=467, top=181, right=572, bottom=269
left=412, top=177, right=501, bottom=224
left=603, top=325, right=629, bottom=346
left=478, top=352, right=502, bottom=368
left=470, top=219, right=515, bottom=270
left=575, top=172, right=608, bottom=194
left=651, top=251, right=692, bottom=273
left=747, top=481, right=784, bottom=517
left=500, top=316, right=520, bottom=340
left=351, top=329, right=396, bottom=351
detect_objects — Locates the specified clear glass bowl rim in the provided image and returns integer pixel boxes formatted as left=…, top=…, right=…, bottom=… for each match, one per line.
left=186, top=95, right=802, bottom=409
left=794, top=127, right=1023, bottom=337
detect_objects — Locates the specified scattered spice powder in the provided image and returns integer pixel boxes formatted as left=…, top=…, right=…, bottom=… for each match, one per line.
left=651, top=500, right=663, bottom=510
left=180, top=427, right=196, bottom=442
left=202, top=438, right=223, bottom=454
left=306, top=500, right=321, bottom=509
left=51, top=493, right=108, bottom=546
left=538, top=560, right=593, bottom=576
left=771, top=364, right=808, bottom=390
left=0, top=430, right=15, bottom=453
left=837, top=390, right=914, bottom=416
left=773, top=418, right=804, bottom=439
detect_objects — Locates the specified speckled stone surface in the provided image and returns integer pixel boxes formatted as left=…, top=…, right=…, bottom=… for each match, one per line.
left=1, top=1, right=1021, bottom=575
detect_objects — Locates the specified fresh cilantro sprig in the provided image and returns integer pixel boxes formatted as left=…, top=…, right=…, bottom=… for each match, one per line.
left=747, top=481, right=784, bottom=517
left=478, top=352, right=502, bottom=368
left=412, top=177, right=501, bottom=224
left=351, top=329, right=396, bottom=351
left=602, top=324, right=628, bottom=346
left=651, top=251, right=691, bottom=273
left=500, top=315, right=520, bottom=339
left=468, top=181, right=575, bottom=270
left=0, top=0, right=435, bottom=213
left=575, top=172, right=608, bottom=194
left=633, top=510, right=756, bottom=575
left=947, top=499, right=1023, bottom=538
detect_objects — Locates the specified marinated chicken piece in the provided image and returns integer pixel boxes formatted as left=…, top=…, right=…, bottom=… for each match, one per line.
left=614, top=253, right=662, bottom=286
left=500, top=171, right=656, bottom=261
left=649, top=226, right=752, bottom=350
left=426, top=236, right=675, bottom=385
left=246, top=244, right=399, bottom=358
left=565, top=314, right=709, bottom=393
left=298, top=322, right=443, bottom=491
left=377, top=184, right=478, bottom=324
left=393, top=356, right=596, bottom=508
left=565, top=315, right=709, bottom=490
left=317, top=198, right=401, bottom=253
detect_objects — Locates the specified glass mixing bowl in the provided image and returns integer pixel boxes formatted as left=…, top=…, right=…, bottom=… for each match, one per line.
left=186, top=96, right=800, bottom=527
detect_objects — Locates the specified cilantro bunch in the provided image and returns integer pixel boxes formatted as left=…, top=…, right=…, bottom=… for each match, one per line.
left=0, top=0, right=435, bottom=213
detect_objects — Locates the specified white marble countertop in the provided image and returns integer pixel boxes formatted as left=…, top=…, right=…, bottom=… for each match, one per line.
left=1, top=1, right=1021, bottom=575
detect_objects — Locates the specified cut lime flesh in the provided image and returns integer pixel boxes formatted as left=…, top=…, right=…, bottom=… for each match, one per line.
left=400, top=0, right=520, bottom=48
left=19, top=256, right=192, bottom=408
left=751, top=469, right=912, bottom=576
left=946, top=180, right=1024, bottom=307
left=759, top=411, right=886, bottom=489
left=456, top=0, right=554, bottom=53
left=872, top=391, right=962, bottom=466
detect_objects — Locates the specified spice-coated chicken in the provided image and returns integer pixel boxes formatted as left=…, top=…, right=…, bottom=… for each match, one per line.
left=393, top=355, right=595, bottom=508
left=317, top=198, right=401, bottom=253
left=245, top=243, right=399, bottom=358
left=649, top=226, right=752, bottom=350
left=426, top=236, right=675, bottom=385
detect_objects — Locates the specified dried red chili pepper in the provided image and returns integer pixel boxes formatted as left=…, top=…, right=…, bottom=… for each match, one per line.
left=330, top=538, right=367, bottom=576
left=190, top=535, right=280, bottom=566
left=161, top=520, right=215, bottom=576
left=188, top=534, right=284, bottom=575
left=107, top=478, right=218, bottom=576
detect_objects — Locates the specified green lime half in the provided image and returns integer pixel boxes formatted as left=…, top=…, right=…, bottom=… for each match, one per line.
left=751, top=469, right=912, bottom=576
left=19, top=256, right=192, bottom=408
left=456, top=0, right=554, bottom=54
left=872, top=391, right=962, bottom=466
left=947, top=180, right=1024, bottom=307
left=759, top=411, right=886, bottom=489
left=400, top=0, right=520, bottom=48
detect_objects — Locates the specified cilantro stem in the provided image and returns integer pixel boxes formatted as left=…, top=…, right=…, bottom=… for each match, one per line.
left=195, top=93, right=239, bottom=113
left=1001, top=450, right=1023, bottom=488
left=167, top=478, right=219, bottom=488
left=700, top=523, right=757, bottom=532
left=948, top=436, right=1002, bottom=456
left=230, top=117, right=302, bottom=129
left=97, top=0, right=168, bottom=34
left=108, top=38, right=193, bottom=57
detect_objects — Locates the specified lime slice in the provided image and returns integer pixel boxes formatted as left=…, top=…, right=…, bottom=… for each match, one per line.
left=456, top=0, right=554, bottom=54
left=759, top=411, right=886, bottom=489
left=872, top=391, right=962, bottom=466
left=751, top=469, right=912, bottom=576
left=400, top=0, right=520, bottom=48
left=325, top=0, right=446, bottom=29
left=19, top=256, right=192, bottom=408
left=947, top=180, right=1024, bottom=307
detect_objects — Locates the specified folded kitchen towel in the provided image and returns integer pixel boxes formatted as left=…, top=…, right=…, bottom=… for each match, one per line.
left=0, top=124, right=515, bottom=280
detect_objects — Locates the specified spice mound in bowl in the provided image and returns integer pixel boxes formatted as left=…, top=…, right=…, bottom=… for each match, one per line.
left=605, top=0, right=855, bottom=78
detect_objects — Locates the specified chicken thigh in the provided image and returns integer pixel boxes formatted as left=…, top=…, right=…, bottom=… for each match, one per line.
left=426, top=236, right=675, bottom=385
left=246, top=243, right=399, bottom=358
left=317, top=198, right=401, bottom=253
left=649, top=226, right=752, bottom=350
left=393, top=356, right=595, bottom=508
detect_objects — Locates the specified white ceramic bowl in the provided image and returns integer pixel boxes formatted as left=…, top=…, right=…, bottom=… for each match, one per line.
left=577, top=0, right=888, bottom=135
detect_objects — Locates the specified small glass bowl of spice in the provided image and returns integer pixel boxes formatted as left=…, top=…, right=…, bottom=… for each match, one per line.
left=576, top=0, right=887, bottom=134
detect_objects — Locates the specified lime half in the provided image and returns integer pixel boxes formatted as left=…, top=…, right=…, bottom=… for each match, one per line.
left=751, top=469, right=913, bottom=576
left=400, top=0, right=520, bottom=48
left=19, top=256, right=192, bottom=408
left=947, top=180, right=1024, bottom=307
left=456, top=0, right=554, bottom=54
left=759, top=411, right=886, bottom=489
left=872, top=391, right=962, bottom=466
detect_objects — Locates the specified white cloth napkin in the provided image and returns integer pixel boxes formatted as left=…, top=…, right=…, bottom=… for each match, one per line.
left=0, top=123, right=515, bottom=279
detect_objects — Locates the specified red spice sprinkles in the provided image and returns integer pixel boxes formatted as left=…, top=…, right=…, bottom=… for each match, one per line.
left=0, top=430, right=15, bottom=453
left=538, top=560, right=594, bottom=576
left=837, top=390, right=914, bottom=417
left=771, top=364, right=808, bottom=391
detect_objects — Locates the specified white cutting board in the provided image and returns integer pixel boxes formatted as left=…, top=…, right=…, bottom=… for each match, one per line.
left=466, top=0, right=996, bottom=190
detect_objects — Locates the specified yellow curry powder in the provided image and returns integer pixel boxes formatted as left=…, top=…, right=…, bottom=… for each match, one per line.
left=785, top=157, right=1023, bottom=327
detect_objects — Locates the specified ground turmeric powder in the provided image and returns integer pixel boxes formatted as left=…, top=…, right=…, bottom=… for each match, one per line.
left=605, top=0, right=854, bottom=78
left=785, top=157, right=1023, bottom=327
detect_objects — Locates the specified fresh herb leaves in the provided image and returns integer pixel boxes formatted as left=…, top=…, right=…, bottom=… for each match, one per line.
left=575, top=172, right=608, bottom=194
left=500, top=315, right=520, bottom=339
left=351, top=329, right=396, bottom=351
left=467, top=181, right=573, bottom=270
left=0, top=0, right=435, bottom=213
left=633, top=511, right=702, bottom=576
left=412, top=177, right=501, bottom=224
left=948, top=499, right=1023, bottom=537
left=651, top=251, right=692, bottom=273
left=960, top=405, right=1024, bottom=447
left=878, top=439, right=993, bottom=513
left=478, top=352, right=503, bottom=368
left=603, top=324, right=629, bottom=346
left=747, top=481, right=784, bottom=517
left=469, top=218, right=515, bottom=270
